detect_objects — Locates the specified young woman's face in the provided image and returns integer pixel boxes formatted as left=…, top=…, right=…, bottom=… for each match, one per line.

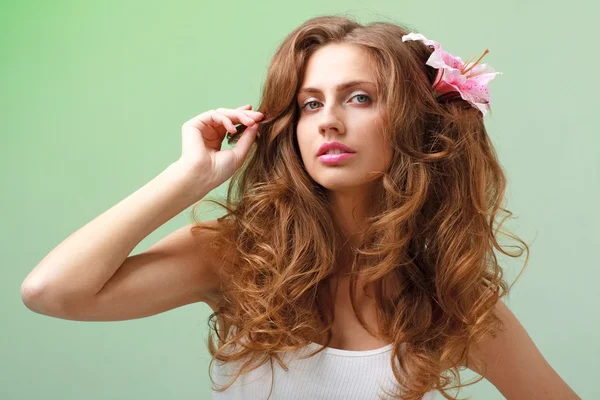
left=295, top=43, right=393, bottom=192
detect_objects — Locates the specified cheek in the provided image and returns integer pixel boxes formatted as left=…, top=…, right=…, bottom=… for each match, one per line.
left=371, top=147, right=392, bottom=171
left=372, top=132, right=393, bottom=170
left=295, top=133, right=313, bottom=164
left=384, top=147, right=394, bottom=169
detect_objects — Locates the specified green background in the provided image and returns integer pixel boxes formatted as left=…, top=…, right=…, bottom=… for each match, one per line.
left=2, top=0, right=597, bottom=399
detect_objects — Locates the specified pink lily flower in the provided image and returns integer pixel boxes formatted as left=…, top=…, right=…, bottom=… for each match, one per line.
left=401, top=33, right=502, bottom=117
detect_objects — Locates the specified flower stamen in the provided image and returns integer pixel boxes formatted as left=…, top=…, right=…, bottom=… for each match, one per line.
left=461, top=49, right=490, bottom=75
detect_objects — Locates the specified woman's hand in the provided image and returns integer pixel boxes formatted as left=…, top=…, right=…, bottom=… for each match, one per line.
left=177, top=104, right=264, bottom=189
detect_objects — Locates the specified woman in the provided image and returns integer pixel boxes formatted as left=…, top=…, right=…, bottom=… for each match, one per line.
left=21, top=15, right=580, bottom=400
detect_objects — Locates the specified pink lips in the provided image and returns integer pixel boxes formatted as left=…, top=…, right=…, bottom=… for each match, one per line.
left=318, top=152, right=356, bottom=164
left=316, top=141, right=356, bottom=164
left=317, top=141, right=355, bottom=156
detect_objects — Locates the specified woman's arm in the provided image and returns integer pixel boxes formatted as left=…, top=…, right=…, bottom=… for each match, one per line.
left=467, top=300, right=581, bottom=400
left=20, top=161, right=212, bottom=315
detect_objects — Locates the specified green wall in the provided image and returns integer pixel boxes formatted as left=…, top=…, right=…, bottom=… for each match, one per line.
left=2, top=0, right=596, bottom=399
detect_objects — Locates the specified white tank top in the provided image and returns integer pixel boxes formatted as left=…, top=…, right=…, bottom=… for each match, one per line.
left=210, top=341, right=439, bottom=399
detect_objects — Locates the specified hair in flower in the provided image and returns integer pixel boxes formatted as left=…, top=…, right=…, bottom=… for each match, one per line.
left=192, top=14, right=529, bottom=400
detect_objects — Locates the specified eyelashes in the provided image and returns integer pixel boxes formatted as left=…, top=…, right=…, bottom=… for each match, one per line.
left=300, top=94, right=372, bottom=111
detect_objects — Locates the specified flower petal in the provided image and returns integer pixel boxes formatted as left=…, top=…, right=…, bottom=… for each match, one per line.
left=427, top=48, right=464, bottom=70
left=401, top=33, right=441, bottom=50
left=402, top=32, right=502, bottom=118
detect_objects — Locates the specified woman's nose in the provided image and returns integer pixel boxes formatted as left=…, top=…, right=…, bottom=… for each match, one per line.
left=318, top=106, right=345, bottom=135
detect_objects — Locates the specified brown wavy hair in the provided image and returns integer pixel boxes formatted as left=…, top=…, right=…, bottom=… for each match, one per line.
left=190, top=14, right=529, bottom=400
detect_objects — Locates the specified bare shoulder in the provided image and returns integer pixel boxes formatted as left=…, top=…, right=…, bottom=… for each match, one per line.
left=463, top=300, right=581, bottom=399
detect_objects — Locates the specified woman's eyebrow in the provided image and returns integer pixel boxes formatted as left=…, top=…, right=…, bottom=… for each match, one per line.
left=298, top=80, right=375, bottom=96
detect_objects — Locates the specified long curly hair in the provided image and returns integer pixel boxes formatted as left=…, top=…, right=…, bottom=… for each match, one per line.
left=190, top=14, right=529, bottom=400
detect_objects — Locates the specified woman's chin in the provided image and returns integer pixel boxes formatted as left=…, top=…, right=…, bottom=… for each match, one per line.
left=316, top=179, right=369, bottom=193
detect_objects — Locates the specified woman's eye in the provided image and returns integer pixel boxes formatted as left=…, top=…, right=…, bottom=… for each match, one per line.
left=352, top=94, right=370, bottom=103
left=301, top=94, right=371, bottom=111
left=304, top=100, right=320, bottom=110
